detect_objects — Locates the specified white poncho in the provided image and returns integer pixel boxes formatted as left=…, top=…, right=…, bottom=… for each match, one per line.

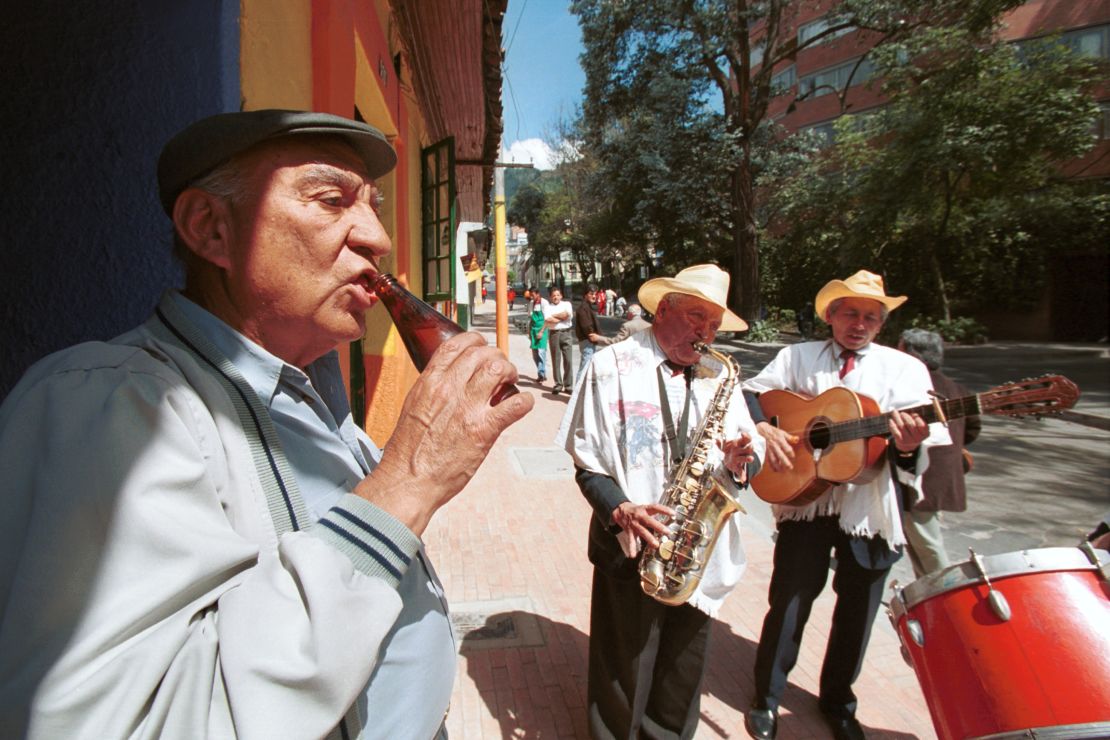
left=556, top=330, right=764, bottom=616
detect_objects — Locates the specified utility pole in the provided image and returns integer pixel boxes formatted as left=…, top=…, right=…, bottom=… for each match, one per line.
left=457, top=155, right=534, bottom=356
left=493, top=165, right=509, bottom=354
left=489, top=155, right=535, bottom=356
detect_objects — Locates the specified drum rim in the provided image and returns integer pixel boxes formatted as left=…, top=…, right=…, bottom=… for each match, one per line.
left=970, top=719, right=1110, bottom=739
left=894, top=546, right=1109, bottom=611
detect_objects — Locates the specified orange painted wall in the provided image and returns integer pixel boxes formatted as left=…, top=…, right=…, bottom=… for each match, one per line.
left=309, top=0, right=423, bottom=446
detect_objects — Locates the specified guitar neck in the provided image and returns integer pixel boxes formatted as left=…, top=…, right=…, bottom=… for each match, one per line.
left=832, top=394, right=981, bottom=443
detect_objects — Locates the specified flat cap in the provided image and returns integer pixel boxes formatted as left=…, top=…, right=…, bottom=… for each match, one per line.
left=157, top=109, right=397, bottom=215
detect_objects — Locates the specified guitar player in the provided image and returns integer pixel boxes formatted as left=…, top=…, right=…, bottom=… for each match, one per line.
left=740, top=270, right=951, bottom=740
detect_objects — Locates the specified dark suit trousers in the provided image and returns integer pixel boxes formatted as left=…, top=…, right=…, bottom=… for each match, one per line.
left=752, top=517, right=891, bottom=718
left=588, top=562, right=710, bottom=740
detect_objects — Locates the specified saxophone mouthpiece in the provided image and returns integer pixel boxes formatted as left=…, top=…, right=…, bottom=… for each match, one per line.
left=693, top=341, right=709, bottom=354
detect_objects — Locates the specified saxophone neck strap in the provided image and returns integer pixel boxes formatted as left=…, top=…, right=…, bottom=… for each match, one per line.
left=657, top=363, right=695, bottom=467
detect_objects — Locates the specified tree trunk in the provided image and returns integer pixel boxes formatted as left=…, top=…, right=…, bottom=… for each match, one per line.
left=930, top=174, right=957, bottom=322
left=928, top=248, right=951, bottom=322
left=732, top=153, right=760, bottom=324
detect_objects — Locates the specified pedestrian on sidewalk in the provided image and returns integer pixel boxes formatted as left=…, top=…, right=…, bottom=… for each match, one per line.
left=0, top=109, right=532, bottom=740
left=544, top=286, right=575, bottom=394
left=529, top=286, right=549, bottom=383
left=575, top=283, right=605, bottom=375
left=557, top=264, right=763, bottom=740
left=594, top=303, right=651, bottom=348
left=741, top=270, right=949, bottom=740
left=605, top=287, right=618, bottom=316
left=898, top=328, right=981, bottom=578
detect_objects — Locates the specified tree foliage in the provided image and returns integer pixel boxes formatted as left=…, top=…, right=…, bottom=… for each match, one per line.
left=570, top=0, right=1027, bottom=322
left=761, top=25, right=1106, bottom=321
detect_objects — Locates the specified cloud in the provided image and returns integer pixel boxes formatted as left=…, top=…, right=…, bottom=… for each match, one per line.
left=504, top=138, right=556, bottom=170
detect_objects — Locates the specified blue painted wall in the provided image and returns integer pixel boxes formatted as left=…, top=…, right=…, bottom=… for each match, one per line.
left=0, top=1, right=240, bottom=397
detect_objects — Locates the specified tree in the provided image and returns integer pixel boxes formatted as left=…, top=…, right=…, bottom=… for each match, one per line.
left=507, top=115, right=656, bottom=293
left=761, top=25, right=1105, bottom=320
left=572, top=0, right=1026, bottom=321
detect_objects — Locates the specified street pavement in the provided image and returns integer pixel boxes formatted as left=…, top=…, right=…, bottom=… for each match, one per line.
left=431, top=300, right=1109, bottom=739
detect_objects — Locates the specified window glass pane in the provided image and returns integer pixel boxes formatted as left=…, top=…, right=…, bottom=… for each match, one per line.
left=802, top=121, right=837, bottom=146
left=439, top=222, right=451, bottom=258
left=771, top=65, right=795, bottom=94
left=798, top=15, right=852, bottom=46
left=1046, top=24, right=1108, bottom=60
left=438, top=258, right=451, bottom=293
left=799, top=57, right=871, bottom=98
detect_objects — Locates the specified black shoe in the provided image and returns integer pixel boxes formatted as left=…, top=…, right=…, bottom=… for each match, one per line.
left=823, top=714, right=864, bottom=740
left=744, top=707, right=777, bottom=740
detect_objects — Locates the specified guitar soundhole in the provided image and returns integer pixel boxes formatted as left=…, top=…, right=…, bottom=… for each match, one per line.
left=808, top=420, right=831, bottom=450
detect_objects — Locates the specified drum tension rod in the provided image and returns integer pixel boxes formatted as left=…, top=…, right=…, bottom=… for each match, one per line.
left=969, top=549, right=1012, bottom=622
left=1079, top=540, right=1110, bottom=581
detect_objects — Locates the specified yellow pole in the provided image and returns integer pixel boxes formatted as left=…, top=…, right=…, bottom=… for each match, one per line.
left=494, top=164, right=509, bottom=354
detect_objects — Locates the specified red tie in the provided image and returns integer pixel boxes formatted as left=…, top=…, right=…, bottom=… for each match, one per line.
left=839, top=349, right=857, bottom=379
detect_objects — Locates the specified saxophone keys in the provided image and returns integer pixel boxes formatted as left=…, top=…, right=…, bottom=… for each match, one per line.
left=658, top=538, right=675, bottom=561
left=683, top=520, right=708, bottom=538
left=641, top=561, right=664, bottom=594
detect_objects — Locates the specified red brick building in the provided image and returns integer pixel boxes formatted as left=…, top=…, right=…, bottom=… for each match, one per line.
left=756, top=0, right=1109, bottom=339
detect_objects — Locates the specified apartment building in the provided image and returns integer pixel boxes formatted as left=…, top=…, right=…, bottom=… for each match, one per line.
left=757, top=0, right=1109, bottom=340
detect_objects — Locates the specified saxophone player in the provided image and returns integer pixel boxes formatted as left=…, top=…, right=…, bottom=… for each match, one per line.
left=556, top=264, right=764, bottom=740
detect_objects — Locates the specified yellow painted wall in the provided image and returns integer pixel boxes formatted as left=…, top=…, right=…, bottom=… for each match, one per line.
left=240, top=0, right=313, bottom=108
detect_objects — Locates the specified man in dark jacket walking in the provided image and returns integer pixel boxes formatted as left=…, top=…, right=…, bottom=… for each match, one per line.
left=898, top=328, right=982, bottom=577
left=575, top=283, right=604, bottom=375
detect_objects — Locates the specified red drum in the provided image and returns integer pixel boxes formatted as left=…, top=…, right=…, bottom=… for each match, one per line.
left=889, top=546, right=1110, bottom=740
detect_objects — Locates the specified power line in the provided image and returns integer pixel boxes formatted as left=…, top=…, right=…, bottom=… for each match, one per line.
left=500, top=0, right=530, bottom=142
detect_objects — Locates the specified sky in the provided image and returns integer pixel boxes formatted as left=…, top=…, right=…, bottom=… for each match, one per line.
left=500, top=1, right=586, bottom=170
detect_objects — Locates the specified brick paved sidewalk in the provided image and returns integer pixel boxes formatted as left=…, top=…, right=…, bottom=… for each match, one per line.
left=426, top=303, right=937, bottom=739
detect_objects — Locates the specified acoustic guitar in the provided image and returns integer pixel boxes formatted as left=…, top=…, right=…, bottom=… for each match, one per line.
left=751, top=375, right=1079, bottom=506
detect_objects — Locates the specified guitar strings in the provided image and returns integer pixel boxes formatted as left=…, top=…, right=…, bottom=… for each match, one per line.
left=772, top=395, right=982, bottom=443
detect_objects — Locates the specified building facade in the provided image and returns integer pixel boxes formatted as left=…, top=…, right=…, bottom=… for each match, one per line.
left=1, top=0, right=506, bottom=442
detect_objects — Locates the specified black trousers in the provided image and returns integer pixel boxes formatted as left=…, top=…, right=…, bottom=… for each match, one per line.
left=751, top=517, right=891, bottom=718
left=587, top=564, right=711, bottom=740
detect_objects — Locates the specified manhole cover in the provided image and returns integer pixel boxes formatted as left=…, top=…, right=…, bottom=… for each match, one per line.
left=509, top=447, right=575, bottom=479
left=450, top=597, right=545, bottom=651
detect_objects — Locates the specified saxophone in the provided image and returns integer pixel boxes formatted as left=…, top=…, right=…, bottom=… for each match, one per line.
left=639, top=342, right=746, bottom=606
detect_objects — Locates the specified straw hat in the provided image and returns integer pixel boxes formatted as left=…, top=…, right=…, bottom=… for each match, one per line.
left=814, top=270, right=907, bottom=321
left=637, top=264, right=748, bottom=331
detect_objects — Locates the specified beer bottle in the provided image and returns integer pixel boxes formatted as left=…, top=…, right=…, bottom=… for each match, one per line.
left=370, top=272, right=519, bottom=405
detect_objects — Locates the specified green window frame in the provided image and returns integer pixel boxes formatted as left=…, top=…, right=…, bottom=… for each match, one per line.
left=421, top=137, right=456, bottom=302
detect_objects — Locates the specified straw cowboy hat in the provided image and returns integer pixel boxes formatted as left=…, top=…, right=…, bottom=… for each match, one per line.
left=814, top=269, right=907, bottom=321
left=638, top=264, right=748, bottom=331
